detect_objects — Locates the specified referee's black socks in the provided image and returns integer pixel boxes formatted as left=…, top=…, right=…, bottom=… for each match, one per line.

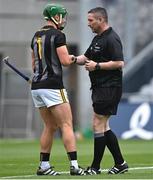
left=91, top=132, right=106, bottom=170
left=104, top=130, right=124, bottom=165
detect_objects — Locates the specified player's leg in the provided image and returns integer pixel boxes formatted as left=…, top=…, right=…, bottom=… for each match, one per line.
left=51, top=103, right=75, bottom=150
left=50, top=102, right=86, bottom=175
left=37, top=107, right=60, bottom=175
left=31, top=89, right=61, bottom=175
left=39, top=107, right=57, bottom=154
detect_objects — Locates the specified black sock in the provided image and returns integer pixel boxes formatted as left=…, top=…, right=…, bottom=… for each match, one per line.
left=91, top=133, right=106, bottom=170
left=104, top=130, right=124, bottom=165
left=67, top=151, right=77, bottom=161
left=40, top=152, right=50, bottom=161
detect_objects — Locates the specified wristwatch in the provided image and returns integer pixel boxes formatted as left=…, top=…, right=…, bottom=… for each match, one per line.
left=95, top=62, right=101, bottom=70
left=72, top=56, right=77, bottom=63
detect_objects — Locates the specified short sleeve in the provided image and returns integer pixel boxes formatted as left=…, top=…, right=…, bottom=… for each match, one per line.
left=84, top=46, right=91, bottom=59
left=84, top=37, right=97, bottom=59
left=55, top=32, right=66, bottom=48
left=108, top=36, right=124, bottom=61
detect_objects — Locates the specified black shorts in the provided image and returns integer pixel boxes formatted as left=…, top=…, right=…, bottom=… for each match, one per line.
left=91, top=87, right=122, bottom=115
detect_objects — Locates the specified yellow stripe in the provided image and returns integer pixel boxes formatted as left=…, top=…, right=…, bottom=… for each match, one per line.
left=37, top=37, right=42, bottom=59
left=60, top=89, right=67, bottom=103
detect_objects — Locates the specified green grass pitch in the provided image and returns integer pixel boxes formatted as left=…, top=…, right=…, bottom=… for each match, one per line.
left=0, top=139, right=153, bottom=179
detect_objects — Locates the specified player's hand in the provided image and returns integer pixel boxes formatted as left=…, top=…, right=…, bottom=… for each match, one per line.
left=85, top=60, right=97, bottom=71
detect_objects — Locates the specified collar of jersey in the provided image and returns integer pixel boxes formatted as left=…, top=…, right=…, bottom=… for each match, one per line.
left=99, top=27, right=112, bottom=36
left=41, top=25, right=55, bottom=30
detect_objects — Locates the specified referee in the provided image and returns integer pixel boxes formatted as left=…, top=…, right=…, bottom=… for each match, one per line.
left=74, top=7, right=128, bottom=175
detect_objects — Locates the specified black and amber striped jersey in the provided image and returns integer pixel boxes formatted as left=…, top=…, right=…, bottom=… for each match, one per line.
left=31, top=25, right=66, bottom=90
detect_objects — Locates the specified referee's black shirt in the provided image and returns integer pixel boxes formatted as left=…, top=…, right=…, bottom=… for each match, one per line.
left=84, top=27, right=124, bottom=88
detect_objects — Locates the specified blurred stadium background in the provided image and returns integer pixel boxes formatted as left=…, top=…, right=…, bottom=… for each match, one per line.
left=0, top=0, right=153, bottom=140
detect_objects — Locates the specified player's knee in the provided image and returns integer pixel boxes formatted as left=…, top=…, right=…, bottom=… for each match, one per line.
left=45, top=123, right=58, bottom=132
left=59, top=120, right=72, bottom=130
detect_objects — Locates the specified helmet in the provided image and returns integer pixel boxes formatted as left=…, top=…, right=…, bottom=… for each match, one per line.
left=43, top=4, right=67, bottom=20
left=43, top=4, right=68, bottom=30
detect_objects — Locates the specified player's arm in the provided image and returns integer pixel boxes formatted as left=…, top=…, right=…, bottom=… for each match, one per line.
left=31, top=37, right=36, bottom=72
left=31, top=50, right=35, bottom=72
left=56, top=45, right=74, bottom=66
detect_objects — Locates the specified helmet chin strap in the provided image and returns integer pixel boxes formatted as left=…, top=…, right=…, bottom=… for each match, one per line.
left=51, top=14, right=62, bottom=30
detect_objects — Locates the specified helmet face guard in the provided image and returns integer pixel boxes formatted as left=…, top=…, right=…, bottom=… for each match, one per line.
left=43, top=4, right=68, bottom=30
left=58, top=13, right=67, bottom=30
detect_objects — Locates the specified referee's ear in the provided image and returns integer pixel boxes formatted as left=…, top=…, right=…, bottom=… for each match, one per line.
left=98, top=17, right=105, bottom=23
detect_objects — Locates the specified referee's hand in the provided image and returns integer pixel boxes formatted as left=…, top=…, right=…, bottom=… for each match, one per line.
left=85, top=60, right=97, bottom=71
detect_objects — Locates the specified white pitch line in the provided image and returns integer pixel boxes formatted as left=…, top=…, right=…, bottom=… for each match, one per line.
left=1, top=166, right=153, bottom=179
left=129, top=166, right=153, bottom=170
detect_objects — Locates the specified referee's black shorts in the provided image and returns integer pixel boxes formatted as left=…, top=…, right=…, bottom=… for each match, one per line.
left=91, top=87, right=122, bottom=115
